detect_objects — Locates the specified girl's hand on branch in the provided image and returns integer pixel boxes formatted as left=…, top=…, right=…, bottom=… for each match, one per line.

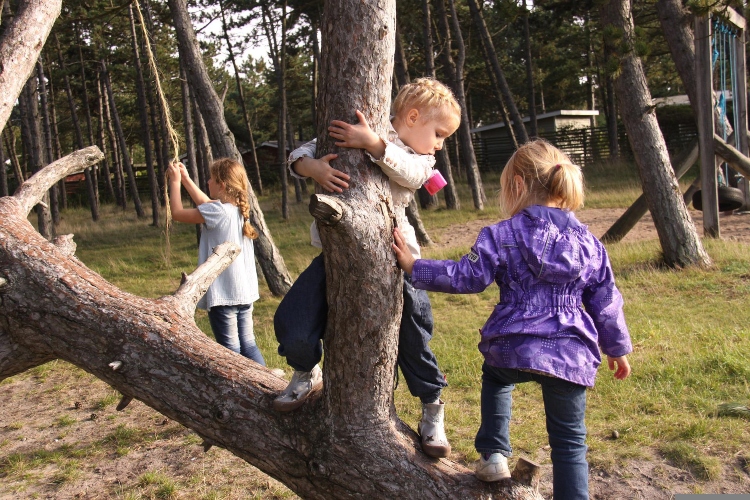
left=392, top=228, right=416, bottom=275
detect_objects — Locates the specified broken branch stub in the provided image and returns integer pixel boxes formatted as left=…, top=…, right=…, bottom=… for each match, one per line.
left=170, top=241, right=241, bottom=317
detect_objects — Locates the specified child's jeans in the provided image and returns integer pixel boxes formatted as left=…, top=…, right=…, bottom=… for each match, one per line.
left=274, top=253, right=447, bottom=403
left=475, top=363, right=588, bottom=500
left=208, top=304, right=266, bottom=366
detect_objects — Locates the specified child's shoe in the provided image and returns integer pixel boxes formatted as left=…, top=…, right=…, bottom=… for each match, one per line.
left=475, top=453, right=511, bottom=482
left=418, top=399, right=451, bottom=458
left=272, top=364, right=323, bottom=411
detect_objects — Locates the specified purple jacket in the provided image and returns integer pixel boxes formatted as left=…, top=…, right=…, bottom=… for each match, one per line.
left=411, top=205, right=632, bottom=387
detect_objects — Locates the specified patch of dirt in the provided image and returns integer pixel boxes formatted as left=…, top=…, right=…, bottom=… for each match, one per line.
left=2, top=207, right=750, bottom=499
left=435, top=207, right=750, bottom=250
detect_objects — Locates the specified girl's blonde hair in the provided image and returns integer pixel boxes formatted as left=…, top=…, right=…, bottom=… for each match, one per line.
left=499, top=139, right=584, bottom=217
left=210, top=158, right=258, bottom=239
left=392, top=77, right=461, bottom=127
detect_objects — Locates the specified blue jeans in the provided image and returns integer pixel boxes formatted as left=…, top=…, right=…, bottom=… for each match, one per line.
left=274, top=254, right=446, bottom=403
left=475, top=363, right=588, bottom=500
left=208, top=304, right=266, bottom=366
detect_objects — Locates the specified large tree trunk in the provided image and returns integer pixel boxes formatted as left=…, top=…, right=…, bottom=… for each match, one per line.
left=0, top=129, right=7, bottom=197
left=94, top=70, right=116, bottom=204
left=129, top=4, right=160, bottom=227
left=169, top=0, right=292, bottom=296
left=600, top=0, right=710, bottom=268
left=35, top=58, right=60, bottom=226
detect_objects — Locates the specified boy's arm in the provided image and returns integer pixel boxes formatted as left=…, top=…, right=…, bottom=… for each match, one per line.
left=288, top=139, right=350, bottom=193
left=329, top=110, right=434, bottom=190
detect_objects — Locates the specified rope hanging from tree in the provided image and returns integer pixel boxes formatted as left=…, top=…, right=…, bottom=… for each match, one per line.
left=712, top=17, right=741, bottom=187
left=133, top=0, right=181, bottom=265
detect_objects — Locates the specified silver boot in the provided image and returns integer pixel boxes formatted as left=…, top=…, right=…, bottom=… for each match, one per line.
left=272, top=364, right=323, bottom=412
left=418, top=399, right=451, bottom=458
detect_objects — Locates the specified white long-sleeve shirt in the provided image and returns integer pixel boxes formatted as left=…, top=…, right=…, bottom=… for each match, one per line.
left=288, top=123, right=435, bottom=259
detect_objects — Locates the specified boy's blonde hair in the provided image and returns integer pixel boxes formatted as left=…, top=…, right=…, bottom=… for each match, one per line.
left=210, top=158, right=258, bottom=239
left=392, top=77, right=461, bottom=127
left=499, top=139, right=584, bottom=217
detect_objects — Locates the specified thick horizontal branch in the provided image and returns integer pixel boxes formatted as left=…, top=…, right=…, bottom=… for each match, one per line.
left=12, top=146, right=104, bottom=216
left=171, top=241, right=240, bottom=317
left=714, top=133, right=750, bottom=178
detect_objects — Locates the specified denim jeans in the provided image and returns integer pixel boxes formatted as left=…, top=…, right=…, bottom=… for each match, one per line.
left=274, top=254, right=446, bottom=403
left=208, top=304, right=266, bottom=366
left=475, top=363, right=588, bottom=500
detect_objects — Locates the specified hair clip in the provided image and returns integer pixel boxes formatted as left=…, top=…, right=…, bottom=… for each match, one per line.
left=554, top=164, right=562, bottom=171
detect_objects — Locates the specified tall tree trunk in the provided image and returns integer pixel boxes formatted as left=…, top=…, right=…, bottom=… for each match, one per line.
left=310, top=18, right=320, bottom=132
left=129, top=4, right=160, bottom=227
left=36, top=58, right=60, bottom=225
left=100, top=72, right=126, bottom=209
left=600, top=0, right=710, bottom=267
left=465, top=0, right=528, bottom=145
left=4, top=127, right=24, bottom=188
left=94, top=71, right=116, bottom=204
left=192, top=92, right=211, bottom=193
left=180, top=61, right=199, bottom=187
left=521, top=4, right=537, bottom=137
left=19, top=75, right=52, bottom=239
left=169, top=0, right=292, bottom=296
left=74, top=23, right=100, bottom=205
left=48, top=77, right=68, bottom=209
left=101, top=59, right=146, bottom=218
left=220, top=1, right=263, bottom=196
left=446, top=0, right=485, bottom=209
left=430, top=0, right=460, bottom=209
left=55, top=35, right=99, bottom=221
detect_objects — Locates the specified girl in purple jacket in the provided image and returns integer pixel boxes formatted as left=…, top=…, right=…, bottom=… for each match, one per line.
left=392, top=139, right=632, bottom=499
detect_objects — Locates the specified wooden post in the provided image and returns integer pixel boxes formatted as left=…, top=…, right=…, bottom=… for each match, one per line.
left=695, top=15, right=720, bottom=237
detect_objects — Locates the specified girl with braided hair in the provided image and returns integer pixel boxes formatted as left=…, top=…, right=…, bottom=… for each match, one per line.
left=168, top=158, right=267, bottom=365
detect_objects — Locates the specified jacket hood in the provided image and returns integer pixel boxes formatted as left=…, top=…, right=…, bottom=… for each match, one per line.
left=511, top=205, right=589, bottom=284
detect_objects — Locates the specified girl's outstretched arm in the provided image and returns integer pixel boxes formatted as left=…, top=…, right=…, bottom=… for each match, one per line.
left=176, top=162, right=211, bottom=206
left=168, top=162, right=205, bottom=224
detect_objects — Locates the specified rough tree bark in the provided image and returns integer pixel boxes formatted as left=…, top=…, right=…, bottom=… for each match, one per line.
left=169, top=0, right=292, bottom=296
left=600, top=0, right=710, bottom=268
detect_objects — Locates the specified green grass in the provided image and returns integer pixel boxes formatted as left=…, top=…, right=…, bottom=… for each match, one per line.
left=27, top=166, right=750, bottom=488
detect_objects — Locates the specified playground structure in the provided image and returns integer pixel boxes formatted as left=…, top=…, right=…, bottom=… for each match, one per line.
left=695, top=7, right=748, bottom=237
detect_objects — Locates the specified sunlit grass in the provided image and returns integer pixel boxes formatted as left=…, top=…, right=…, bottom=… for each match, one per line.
left=18, top=166, right=750, bottom=490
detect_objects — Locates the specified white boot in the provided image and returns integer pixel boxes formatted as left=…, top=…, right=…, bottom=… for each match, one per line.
left=272, top=364, right=323, bottom=412
left=418, top=399, right=451, bottom=458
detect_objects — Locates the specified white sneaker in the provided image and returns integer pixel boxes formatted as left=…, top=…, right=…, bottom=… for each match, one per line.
left=476, top=453, right=511, bottom=482
left=272, top=364, right=323, bottom=412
